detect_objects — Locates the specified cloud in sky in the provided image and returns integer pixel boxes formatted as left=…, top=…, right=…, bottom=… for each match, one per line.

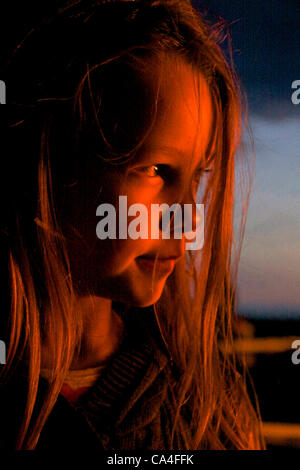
left=237, top=115, right=300, bottom=318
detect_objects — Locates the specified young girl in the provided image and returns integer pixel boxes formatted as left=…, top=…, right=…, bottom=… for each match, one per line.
left=0, top=0, right=264, bottom=450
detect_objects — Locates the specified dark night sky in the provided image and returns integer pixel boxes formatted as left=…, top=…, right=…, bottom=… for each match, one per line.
left=193, top=0, right=300, bottom=119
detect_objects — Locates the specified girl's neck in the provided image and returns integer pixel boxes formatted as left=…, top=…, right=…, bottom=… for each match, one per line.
left=71, top=296, right=124, bottom=370
left=41, top=296, right=125, bottom=370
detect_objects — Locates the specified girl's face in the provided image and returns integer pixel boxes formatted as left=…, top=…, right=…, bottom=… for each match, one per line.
left=67, top=60, right=215, bottom=307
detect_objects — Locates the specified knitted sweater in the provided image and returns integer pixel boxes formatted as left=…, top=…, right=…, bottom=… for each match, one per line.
left=0, top=308, right=192, bottom=450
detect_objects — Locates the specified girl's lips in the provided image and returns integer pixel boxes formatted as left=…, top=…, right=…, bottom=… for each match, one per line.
left=135, top=256, right=176, bottom=275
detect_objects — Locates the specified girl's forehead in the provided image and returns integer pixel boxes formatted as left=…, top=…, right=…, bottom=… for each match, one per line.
left=145, top=58, right=215, bottom=164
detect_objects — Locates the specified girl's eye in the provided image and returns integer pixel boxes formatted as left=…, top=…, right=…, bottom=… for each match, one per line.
left=135, top=164, right=212, bottom=183
left=141, top=165, right=161, bottom=177
left=139, top=164, right=172, bottom=180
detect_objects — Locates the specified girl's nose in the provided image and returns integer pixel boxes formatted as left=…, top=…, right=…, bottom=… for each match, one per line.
left=158, top=193, right=201, bottom=239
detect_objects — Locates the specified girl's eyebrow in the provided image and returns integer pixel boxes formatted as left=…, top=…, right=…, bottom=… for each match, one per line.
left=145, top=144, right=213, bottom=160
left=144, top=145, right=186, bottom=159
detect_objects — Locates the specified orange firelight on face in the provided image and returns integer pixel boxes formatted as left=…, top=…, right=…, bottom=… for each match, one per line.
left=66, top=58, right=215, bottom=307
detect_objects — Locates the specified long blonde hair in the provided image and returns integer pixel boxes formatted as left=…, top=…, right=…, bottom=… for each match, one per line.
left=2, top=0, right=264, bottom=449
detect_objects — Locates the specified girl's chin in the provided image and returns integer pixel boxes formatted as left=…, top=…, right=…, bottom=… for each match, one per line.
left=124, top=284, right=165, bottom=308
left=84, top=261, right=170, bottom=306
left=116, top=277, right=167, bottom=308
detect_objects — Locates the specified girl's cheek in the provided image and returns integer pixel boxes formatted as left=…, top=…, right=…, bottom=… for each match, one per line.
left=122, top=174, right=164, bottom=197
